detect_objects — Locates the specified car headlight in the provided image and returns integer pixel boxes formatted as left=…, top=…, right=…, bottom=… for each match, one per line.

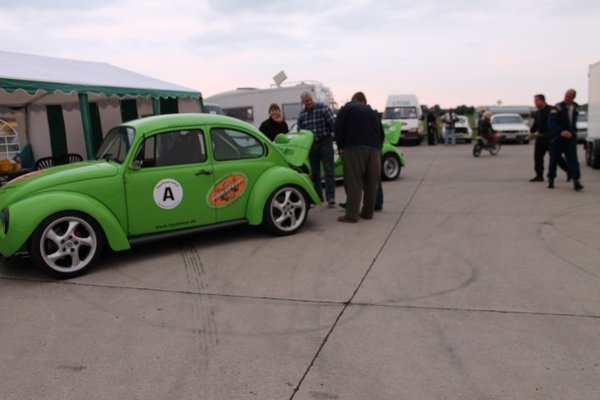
left=1, top=208, right=9, bottom=234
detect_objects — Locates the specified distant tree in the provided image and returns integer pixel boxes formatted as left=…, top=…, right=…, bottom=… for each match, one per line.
left=455, top=105, right=475, bottom=115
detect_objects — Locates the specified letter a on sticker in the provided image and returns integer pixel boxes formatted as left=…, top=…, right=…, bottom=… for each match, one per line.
left=153, top=179, right=183, bottom=209
left=163, top=187, right=175, bottom=202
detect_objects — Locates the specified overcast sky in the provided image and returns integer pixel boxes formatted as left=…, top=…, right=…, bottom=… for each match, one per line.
left=1, top=0, right=598, bottom=110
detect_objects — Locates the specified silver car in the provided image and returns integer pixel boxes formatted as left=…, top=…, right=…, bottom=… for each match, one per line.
left=491, top=113, right=530, bottom=144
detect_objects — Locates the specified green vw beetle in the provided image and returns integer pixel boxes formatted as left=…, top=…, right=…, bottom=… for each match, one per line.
left=0, top=114, right=320, bottom=278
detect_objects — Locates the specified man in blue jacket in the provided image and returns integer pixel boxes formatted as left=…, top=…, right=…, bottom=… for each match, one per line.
left=548, top=89, right=584, bottom=191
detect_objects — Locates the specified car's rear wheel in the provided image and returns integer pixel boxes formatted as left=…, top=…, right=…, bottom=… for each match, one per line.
left=29, top=212, right=104, bottom=278
left=381, top=153, right=401, bottom=181
left=591, top=143, right=600, bottom=169
left=263, top=186, right=308, bottom=236
left=585, top=143, right=593, bottom=166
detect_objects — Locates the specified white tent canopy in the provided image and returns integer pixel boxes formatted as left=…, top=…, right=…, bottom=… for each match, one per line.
left=0, top=50, right=200, bottom=104
left=0, top=51, right=202, bottom=160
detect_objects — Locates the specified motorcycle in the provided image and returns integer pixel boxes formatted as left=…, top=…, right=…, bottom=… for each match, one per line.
left=472, top=133, right=501, bottom=157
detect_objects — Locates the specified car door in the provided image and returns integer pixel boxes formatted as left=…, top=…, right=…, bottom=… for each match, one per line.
left=208, top=126, right=272, bottom=222
left=124, top=128, right=216, bottom=236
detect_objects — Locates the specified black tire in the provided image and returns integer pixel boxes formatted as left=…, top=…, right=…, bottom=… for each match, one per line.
left=263, top=186, right=309, bottom=236
left=472, top=142, right=483, bottom=158
left=28, top=211, right=104, bottom=279
left=466, top=139, right=472, bottom=144
left=524, top=140, right=530, bottom=145
left=585, top=143, right=593, bottom=166
left=489, top=142, right=501, bottom=156
left=381, top=153, right=401, bottom=181
left=591, top=143, right=600, bottom=169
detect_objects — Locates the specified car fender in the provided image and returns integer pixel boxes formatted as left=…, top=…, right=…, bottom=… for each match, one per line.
left=1, top=191, right=130, bottom=256
left=382, top=143, right=406, bottom=167
left=245, top=167, right=321, bottom=225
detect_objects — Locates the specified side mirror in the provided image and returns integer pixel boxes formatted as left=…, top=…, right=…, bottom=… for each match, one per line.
left=130, top=160, right=143, bottom=171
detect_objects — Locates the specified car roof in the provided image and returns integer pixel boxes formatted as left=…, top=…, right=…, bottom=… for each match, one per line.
left=123, top=113, right=256, bottom=132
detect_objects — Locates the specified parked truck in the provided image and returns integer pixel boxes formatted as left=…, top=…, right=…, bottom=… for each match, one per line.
left=585, top=61, right=600, bottom=168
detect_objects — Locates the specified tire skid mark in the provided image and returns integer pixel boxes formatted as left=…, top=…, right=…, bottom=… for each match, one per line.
left=179, top=240, right=219, bottom=375
left=537, top=203, right=600, bottom=280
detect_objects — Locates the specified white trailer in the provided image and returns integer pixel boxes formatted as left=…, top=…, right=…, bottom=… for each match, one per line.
left=205, top=81, right=336, bottom=129
left=585, top=61, right=600, bottom=168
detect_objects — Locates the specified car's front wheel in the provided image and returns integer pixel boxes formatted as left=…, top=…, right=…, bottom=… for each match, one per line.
left=29, top=212, right=104, bottom=278
left=263, top=186, right=308, bottom=236
left=381, top=153, right=401, bottom=181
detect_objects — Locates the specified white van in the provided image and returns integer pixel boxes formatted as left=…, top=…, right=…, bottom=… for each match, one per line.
left=382, top=94, right=423, bottom=145
left=205, top=81, right=336, bottom=129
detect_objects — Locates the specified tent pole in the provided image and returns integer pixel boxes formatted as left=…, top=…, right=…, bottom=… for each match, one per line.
left=78, top=93, right=95, bottom=159
left=151, top=97, right=161, bottom=115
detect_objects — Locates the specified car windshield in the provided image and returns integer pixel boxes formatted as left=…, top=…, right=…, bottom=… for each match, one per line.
left=96, top=126, right=136, bottom=163
left=493, top=116, right=523, bottom=124
left=383, top=107, right=417, bottom=119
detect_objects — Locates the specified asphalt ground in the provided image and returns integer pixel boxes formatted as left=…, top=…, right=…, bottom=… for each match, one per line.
left=2, top=142, right=600, bottom=400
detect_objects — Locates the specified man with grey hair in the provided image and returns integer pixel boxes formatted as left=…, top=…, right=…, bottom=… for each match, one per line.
left=298, top=91, right=337, bottom=206
left=548, top=88, right=584, bottom=191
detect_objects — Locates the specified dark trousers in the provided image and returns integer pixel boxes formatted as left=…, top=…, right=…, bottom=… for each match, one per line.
left=534, top=135, right=568, bottom=178
left=309, top=139, right=336, bottom=202
left=548, top=137, right=580, bottom=181
left=341, top=148, right=381, bottom=220
left=376, top=182, right=383, bottom=209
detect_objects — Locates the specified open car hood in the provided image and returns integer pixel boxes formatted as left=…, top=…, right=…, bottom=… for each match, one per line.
left=272, top=130, right=314, bottom=168
left=383, top=121, right=402, bottom=145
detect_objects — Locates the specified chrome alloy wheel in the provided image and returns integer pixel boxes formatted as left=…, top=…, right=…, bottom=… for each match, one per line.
left=39, top=216, right=98, bottom=274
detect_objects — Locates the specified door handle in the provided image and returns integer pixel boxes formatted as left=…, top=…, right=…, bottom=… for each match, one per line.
left=195, top=169, right=213, bottom=176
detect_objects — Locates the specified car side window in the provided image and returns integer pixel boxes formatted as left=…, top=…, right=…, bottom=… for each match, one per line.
left=137, top=130, right=207, bottom=168
left=210, top=128, right=265, bottom=161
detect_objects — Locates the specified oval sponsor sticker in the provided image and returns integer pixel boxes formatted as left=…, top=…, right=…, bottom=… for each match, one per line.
left=153, top=179, right=183, bottom=209
left=209, top=174, right=247, bottom=207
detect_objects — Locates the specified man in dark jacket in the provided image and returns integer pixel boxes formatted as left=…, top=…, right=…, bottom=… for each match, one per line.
left=548, top=89, right=583, bottom=191
left=334, top=92, right=383, bottom=223
left=426, top=108, right=437, bottom=145
left=529, top=94, right=568, bottom=182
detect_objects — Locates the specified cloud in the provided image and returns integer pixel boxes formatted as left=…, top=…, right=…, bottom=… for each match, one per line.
left=0, top=0, right=118, bottom=10
left=0, top=0, right=597, bottom=109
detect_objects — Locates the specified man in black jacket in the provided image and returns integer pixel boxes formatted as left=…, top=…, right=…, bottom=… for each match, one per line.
left=334, top=92, right=383, bottom=223
left=548, top=89, right=583, bottom=191
left=529, top=94, right=568, bottom=182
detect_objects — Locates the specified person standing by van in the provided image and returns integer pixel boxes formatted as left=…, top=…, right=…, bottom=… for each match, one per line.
left=298, top=91, right=337, bottom=206
left=425, top=107, right=438, bottom=145
left=259, top=103, right=289, bottom=141
left=443, top=109, right=459, bottom=146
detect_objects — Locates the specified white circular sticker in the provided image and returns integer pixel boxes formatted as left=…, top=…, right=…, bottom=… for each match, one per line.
left=153, top=179, right=183, bottom=209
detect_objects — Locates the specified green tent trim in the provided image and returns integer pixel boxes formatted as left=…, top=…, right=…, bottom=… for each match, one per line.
left=0, top=78, right=200, bottom=99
